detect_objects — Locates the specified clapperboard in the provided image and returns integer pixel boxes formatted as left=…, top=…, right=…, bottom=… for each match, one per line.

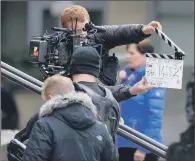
left=145, top=28, right=185, bottom=89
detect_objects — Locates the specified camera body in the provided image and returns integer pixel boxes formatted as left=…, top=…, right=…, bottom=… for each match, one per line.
left=29, top=23, right=103, bottom=78
left=7, top=139, right=26, bottom=161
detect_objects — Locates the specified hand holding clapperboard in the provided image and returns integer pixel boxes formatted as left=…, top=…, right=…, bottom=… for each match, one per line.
left=145, top=28, right=185, bottom=89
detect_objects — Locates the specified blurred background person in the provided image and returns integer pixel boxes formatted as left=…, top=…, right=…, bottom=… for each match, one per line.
left=1, top=84, right=19, bottom=129
left=117, top=40, right=166, bottom=161
left=166, top=70, right=194, bottom=161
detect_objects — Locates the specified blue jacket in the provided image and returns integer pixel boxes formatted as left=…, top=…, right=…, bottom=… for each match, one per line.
left=117, top=64, right=166, bottom=153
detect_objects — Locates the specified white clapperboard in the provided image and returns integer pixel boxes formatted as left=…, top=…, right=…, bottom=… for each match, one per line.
left=145, top=28, right=185, bottom=89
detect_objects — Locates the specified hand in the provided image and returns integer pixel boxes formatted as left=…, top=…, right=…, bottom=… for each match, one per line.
left=129, top=76, right=156, bottom=95
left=134, top=149, right=146, bottom=161
left=119, top=70, right=127, bottom=81
left=119, top=117, right=124, bottom=124
left=142, top=21, right=162, bottom=35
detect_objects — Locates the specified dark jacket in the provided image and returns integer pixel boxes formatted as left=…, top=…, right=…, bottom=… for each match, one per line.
left=185, top=80, right=194, bottom=123
left=92, top=24, right=150, bottom=85
left=166, top=124, right=194, bottom=161
left=18, top=82, right=135, bottom=144
left=93, top=24, right=149, bottom=50
left=166, top=79, right=195, bottom=161
left=22, top=92, right=118, bottom=161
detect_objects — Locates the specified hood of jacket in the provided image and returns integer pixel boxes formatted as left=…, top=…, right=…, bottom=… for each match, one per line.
left=39, top=92, right=97, bottom=129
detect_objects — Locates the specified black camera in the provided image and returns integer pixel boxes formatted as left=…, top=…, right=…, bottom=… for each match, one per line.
left=29, top=21, right=104, bottom=78
left=7, top=139, right=26, bottom=161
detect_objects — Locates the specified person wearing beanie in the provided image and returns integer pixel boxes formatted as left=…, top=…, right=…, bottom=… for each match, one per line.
left=70, top=46, right=156, bottom=100
left=70, top=46, right=105, bottom=96
left=69, top=46, right=157, bottom=142
left=70, top=46, right=101, bottom=79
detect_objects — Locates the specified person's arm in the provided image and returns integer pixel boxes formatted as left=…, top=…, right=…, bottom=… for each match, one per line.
left=22, top=120, right=52, bottom=161
left=107, top=84, right=136, bottom=102
left=139, top=88, right=166, bottom=153
left=102, top=65, right=136, bottom=102
left=95, top=24, right=150, bottom=49
left=100, top=133, right=119, bottom=161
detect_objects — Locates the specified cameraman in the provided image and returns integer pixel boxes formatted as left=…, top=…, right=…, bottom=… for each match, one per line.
left=60, top=5, right=162, bottom=86
left=22, top=75, right=118, bottom=161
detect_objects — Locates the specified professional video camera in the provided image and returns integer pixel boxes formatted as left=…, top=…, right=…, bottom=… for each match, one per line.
left=29, top=20, right=105, bottom=78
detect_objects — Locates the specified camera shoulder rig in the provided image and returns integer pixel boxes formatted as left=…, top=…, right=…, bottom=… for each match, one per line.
left=29, top=21, right=105, bottom=80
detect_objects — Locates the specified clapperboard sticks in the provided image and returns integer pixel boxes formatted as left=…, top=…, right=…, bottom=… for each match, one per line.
left=146, top=28, right=185, bottom=60
left=146, top=53, right=175, bottom=59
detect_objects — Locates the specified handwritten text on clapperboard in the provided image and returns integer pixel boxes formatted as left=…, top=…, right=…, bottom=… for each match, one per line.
left=145, top=58, right=184, bottom=89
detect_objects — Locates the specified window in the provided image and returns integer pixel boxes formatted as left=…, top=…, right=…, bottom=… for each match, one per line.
left=88, top=10, right=103, bottom=25
left=43, top=9, right=59, bottom=33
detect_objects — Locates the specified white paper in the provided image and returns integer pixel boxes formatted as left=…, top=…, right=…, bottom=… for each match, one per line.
left=145, top=57, right=184, bottom=89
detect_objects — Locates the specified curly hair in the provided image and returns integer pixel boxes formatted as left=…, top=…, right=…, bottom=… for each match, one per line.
left=61, top=5, right=90, bottom=27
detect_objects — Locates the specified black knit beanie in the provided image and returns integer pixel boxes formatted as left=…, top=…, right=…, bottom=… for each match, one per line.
left=70, top=46, right=101, bottom=78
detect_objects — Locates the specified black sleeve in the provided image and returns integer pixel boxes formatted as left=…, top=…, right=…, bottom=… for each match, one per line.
left=100, top=134, right=119, bottom=161
left=185, top=81, right=195, bottom=123
left=166, top=124, right=195, bottom=161
left=166, top=142, right=185, bottom=161
left=107, top=84, right=137, bottom=102
left=22, top=120, right=52, bottom=161
left=166, top=142, right=194, bottom=161
left=95, top=24, right=151, bottom=49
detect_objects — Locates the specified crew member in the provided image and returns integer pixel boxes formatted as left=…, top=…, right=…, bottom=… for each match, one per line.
left=68, top=46, right=156, bottom=141
left=22, top=75, right=118, bottom=161
left=60, top=5, right=162, bottom=86
left=166, top=71, right=195, bottom=161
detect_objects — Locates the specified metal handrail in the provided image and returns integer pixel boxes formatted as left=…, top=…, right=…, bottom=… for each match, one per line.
left=1, top=63, right=167, bottom=159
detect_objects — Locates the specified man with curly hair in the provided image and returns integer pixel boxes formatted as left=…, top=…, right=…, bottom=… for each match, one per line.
left=60, top=5, right=162, bottom=86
